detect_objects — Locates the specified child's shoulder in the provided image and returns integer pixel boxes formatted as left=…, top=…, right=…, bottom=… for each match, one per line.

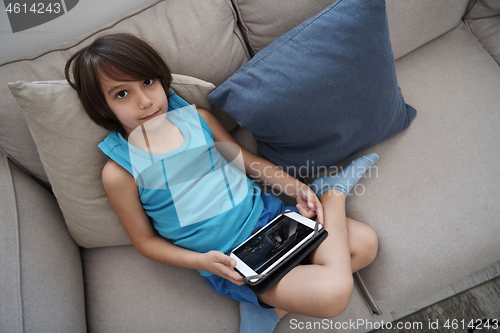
left=102, top=158, right=135, bottom=190
left=195, top=107, right=211, bottom=121
left=194, top=107, right=231, bottom=142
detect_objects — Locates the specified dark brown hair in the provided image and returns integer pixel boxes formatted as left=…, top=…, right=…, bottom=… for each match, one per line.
left=65, top=33, right=173, bottom=136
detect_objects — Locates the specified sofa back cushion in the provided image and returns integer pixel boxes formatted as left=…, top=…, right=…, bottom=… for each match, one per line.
left=464, top=0, right=500, bottom=65
left=465, top=0, right=500, bottom=19
left=232, top=0, right=470, bottom=59
left=0, top=0, right=249, bottom=185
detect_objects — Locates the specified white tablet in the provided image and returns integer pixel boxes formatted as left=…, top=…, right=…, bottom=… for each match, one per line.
left=229, top=211, right=323, bottom=284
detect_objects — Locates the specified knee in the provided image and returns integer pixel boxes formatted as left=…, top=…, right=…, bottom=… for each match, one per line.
left=361, top=225, right=378, bottom=264
left=315, top=275, right=354, bottom=318
left=354, top=223, right=378, bottom=267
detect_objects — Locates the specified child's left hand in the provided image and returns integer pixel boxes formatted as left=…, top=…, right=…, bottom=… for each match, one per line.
left=296, top=186, right=324, bottom=225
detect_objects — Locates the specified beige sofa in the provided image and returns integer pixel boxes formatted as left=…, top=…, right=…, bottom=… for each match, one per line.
left=1, top=0, right=499, bottom=332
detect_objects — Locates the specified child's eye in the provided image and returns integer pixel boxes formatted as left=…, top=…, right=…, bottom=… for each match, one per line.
left=116, top=90, right=128, bottom=99
left=144, top=79, right=154, bottom=86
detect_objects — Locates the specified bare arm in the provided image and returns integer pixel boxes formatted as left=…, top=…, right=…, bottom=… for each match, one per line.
left=102, top=159, right=244, bottom=284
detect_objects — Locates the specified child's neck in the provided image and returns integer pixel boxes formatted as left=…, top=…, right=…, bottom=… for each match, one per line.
left=127, top=117, right=184, bottom=155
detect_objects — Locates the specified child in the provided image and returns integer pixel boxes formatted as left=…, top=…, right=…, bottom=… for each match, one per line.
left=65, top=33, right=379, bottom=332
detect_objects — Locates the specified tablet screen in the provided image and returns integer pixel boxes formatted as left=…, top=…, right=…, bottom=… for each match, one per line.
left=233, top=215, right=314, bottom=274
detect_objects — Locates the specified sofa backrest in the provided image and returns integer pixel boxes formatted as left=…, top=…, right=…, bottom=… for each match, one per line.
left=464, top=0, right=500, bottom=65
left=233, top=0, right=470, bottom=60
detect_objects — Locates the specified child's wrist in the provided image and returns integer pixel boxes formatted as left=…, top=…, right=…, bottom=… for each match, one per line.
left=292, top=182, right=309, bottom=198
left=194, top=251, right=209, bottom=272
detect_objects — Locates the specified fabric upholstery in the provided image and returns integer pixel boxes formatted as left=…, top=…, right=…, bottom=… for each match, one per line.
left=341, top=23, right=500, bottom=312
left=0, top=0, right=249, bottom=185
left=81, top=245, right=375, bottom=333
left=232, top=0, right=337, bottom=56
left=0, top=152, right=22, bottom=333
left=209, top=0, right=416, bottom=177
left=465, top=0, right=500, bottom=65
left=466, top=16, right=500, bottom=65
left=232, top=0, right=470, bottom=59
left=8, top=76, right=215, bottom=248
left=0, top=151, right=86, bottom=333
left=465, top=0, right=500, bottom=19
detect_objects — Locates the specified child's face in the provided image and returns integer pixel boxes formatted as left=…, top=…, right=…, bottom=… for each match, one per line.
left=100, top=75, right=168, bottom=137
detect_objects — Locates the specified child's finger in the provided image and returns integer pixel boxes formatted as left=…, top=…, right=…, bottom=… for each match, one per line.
left=219, top=261, right=243, bottom=285
left=315, top=202, right=324, bottom=225
left=296, top=203, right=317, bottom=220
left=214, top=251, right=236, bottom=267
left=306, top=190, right=319, bottom=210
left=213, top=253, right=244, bottom=284
left=228, top=271, right=244, bottom=285
left=296, top=203, right=309, bottom=215
left=229, top=278, right=244, bottom=286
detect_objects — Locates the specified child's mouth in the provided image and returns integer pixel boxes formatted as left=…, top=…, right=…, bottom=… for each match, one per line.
left=141, top=110, right=160, bottom=121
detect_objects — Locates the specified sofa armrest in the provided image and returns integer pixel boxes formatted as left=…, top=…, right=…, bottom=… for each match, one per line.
left=0, top=152, right=86, bottom=333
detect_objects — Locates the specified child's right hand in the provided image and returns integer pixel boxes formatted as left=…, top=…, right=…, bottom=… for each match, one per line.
left=201, top=251, right=244, bottom=286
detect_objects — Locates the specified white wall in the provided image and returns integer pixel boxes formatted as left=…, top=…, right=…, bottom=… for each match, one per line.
left=0, top=0, right=159, bottom=64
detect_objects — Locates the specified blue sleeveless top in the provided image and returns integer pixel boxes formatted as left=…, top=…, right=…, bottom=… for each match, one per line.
left=98, top=93, right=264, bottom=276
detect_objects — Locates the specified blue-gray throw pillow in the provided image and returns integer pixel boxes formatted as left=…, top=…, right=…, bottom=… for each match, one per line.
left=208, top=0, right=416, bottom=178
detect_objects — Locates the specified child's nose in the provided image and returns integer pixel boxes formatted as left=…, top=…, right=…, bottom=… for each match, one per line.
left=138, top=91, right=153, bottom=109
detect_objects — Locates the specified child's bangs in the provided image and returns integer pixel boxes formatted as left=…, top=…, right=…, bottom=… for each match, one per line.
left=96, top=57, right=160, bottom=83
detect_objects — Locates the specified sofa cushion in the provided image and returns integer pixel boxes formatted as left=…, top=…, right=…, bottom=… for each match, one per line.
left=209, top=0, right=416, bottom=178
left=0, top=151, right=86, bottom=333
left=466, top=16, right=500, bottom=65
left=8, top=75, right=214, bottom=248
left=341, top=22, right=500, bottom=313
left=232, top=0, right=470, bottom=59
left=81, top=245, right=375, bottom=333
left=464, top=0, right=500, bottom=65
left=465, top=0, right=500, bottom=18
left=232, top=0, right=336, bottom=56
left=0, top=0, right=249, bottom=185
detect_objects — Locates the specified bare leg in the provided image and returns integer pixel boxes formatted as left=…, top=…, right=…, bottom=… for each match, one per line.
left=272, top=218, right=377, bottom=321
left=346, top=217, right=378, bottom=272
left=272, top=215, right=378, bottom=319
left=259, top=189, right=355, bottom=318
left=266, top=153, right=380, bottom=319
